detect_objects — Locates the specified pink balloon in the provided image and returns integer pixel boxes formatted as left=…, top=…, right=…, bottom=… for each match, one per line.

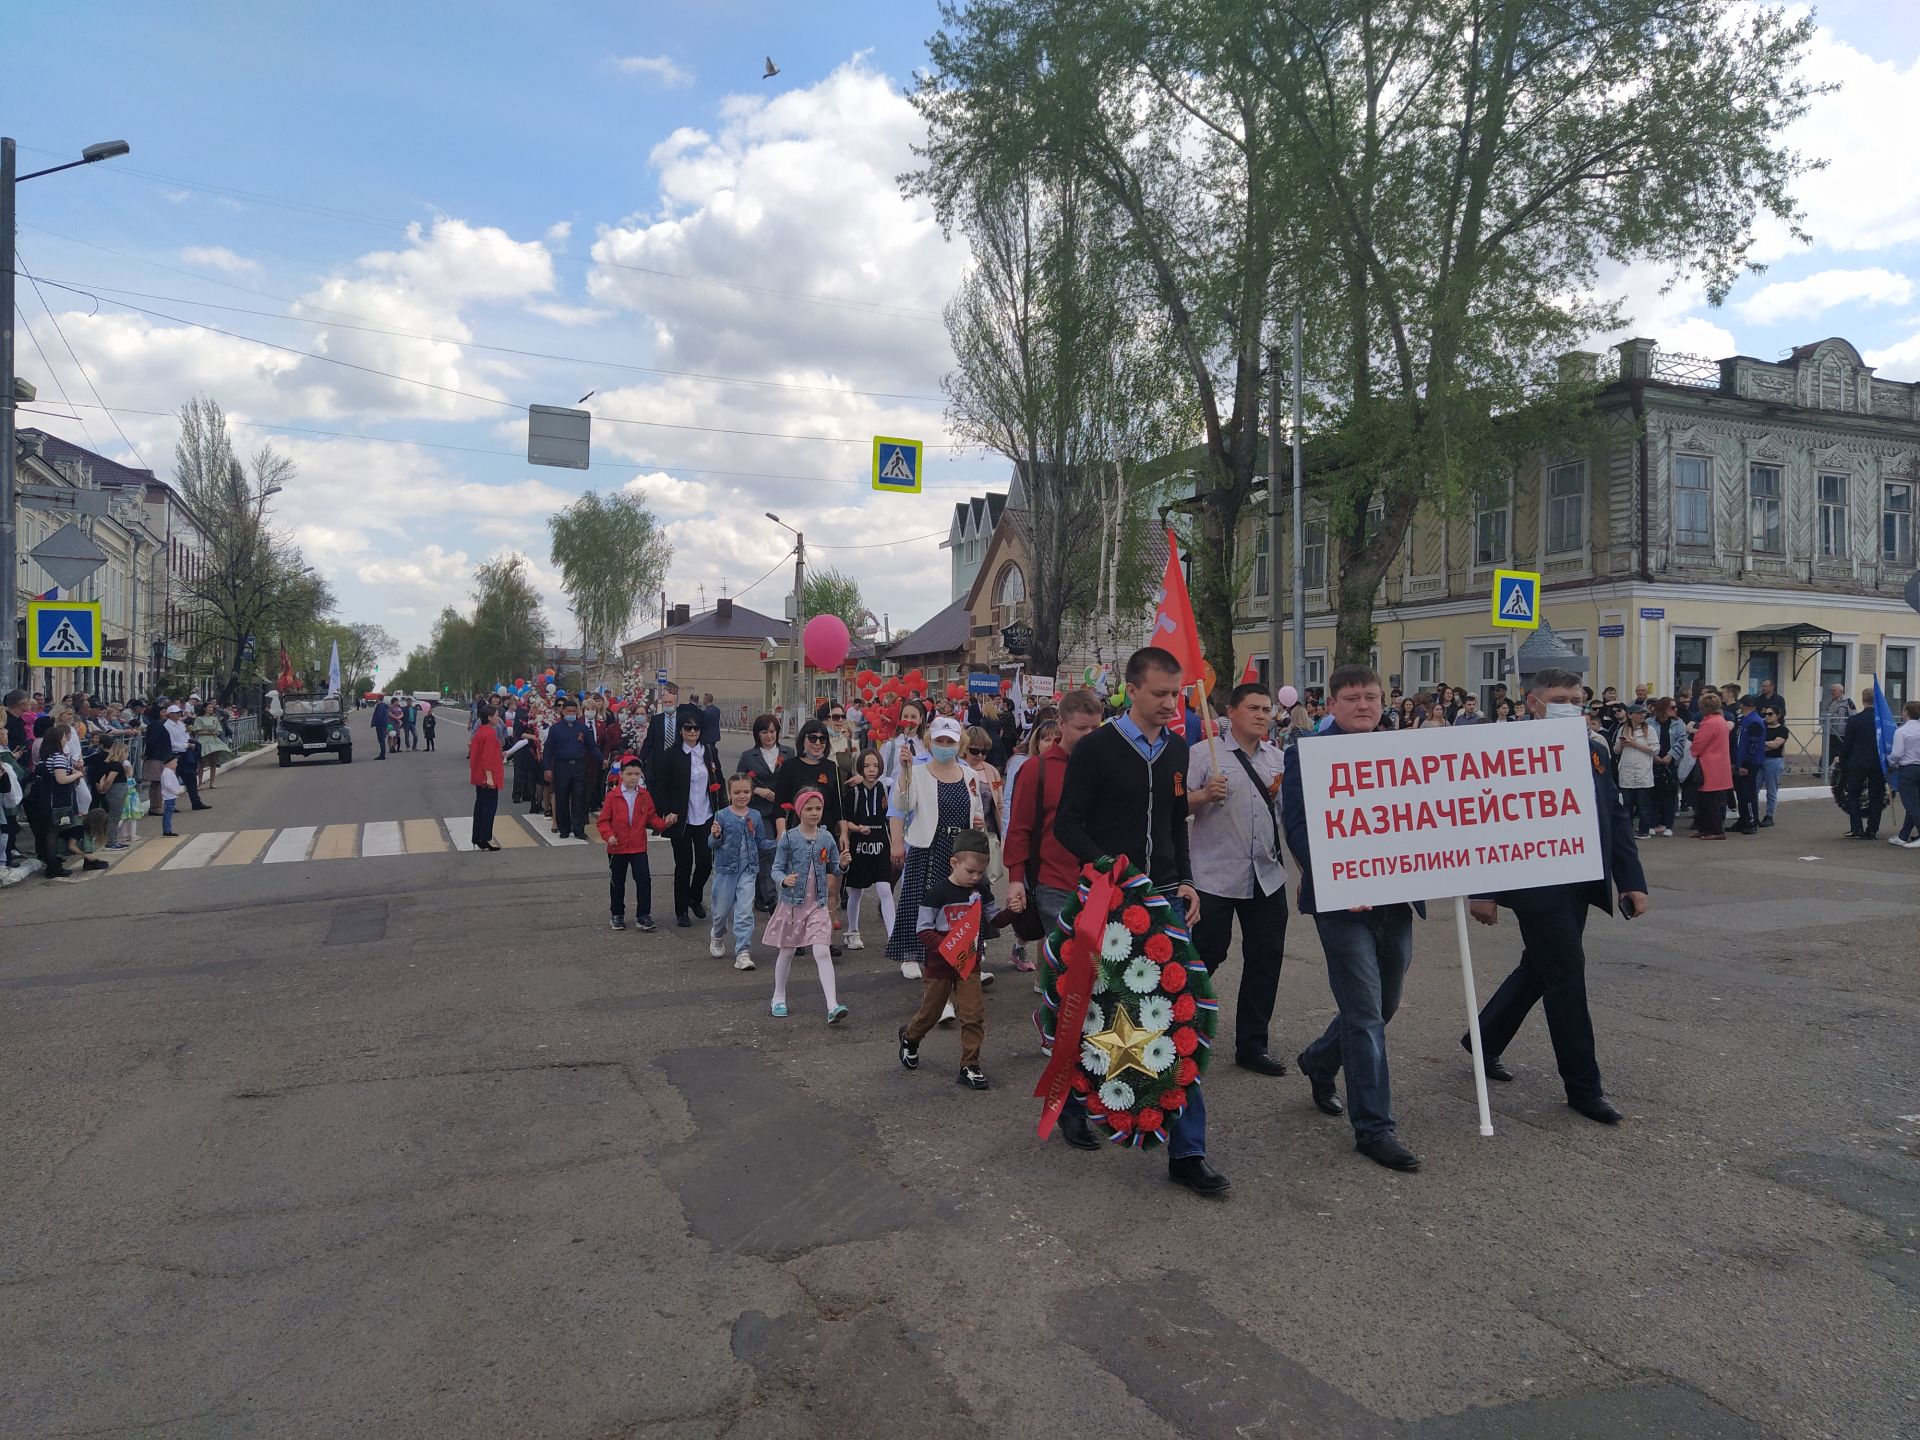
left=1277, top=685, right=1300, bottom=708
left=802, top=614, right=851, bottom=671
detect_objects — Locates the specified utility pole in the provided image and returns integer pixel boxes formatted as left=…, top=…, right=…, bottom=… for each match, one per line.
left=2, top=137, right=19, bottom=691
left=790, top=531, right=806, bottom=736
left=1266, top=344, right=1282, bottom=690
left=1290, top=307, right=1306, bottom=689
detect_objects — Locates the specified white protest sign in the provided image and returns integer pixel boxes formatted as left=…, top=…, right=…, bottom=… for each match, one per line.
left=1294, top=718, right=1601, bottom=911
left=1029, top=675, right=1055, bottom=700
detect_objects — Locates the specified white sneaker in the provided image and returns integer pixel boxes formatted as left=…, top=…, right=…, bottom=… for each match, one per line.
left=939, top=1000, right=956, bottom=1026
left=845, top=932, right=865, bottom=950
left=708, top=934, right=725, bottom=958
left=901, top=960, right=923, bottom=980
left=1902, top=837, right=1920, bottom=849
left=734, top=952, right=756, bottom=970
left=1887, top=835, right=1909, bottom=846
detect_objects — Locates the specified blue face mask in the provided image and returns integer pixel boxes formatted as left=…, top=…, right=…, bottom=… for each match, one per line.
left=930, top=742, right=960, bottom=763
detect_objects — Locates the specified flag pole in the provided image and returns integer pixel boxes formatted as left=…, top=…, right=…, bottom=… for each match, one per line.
left=1453, top=896, right=1496, bottom=1137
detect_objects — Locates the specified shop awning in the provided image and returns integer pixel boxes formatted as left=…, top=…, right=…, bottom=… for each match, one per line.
left=1736, top=623, right=1833, bottom=679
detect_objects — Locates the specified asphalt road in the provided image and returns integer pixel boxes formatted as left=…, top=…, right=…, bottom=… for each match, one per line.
left=1, top=734, right=1913, bottom=1439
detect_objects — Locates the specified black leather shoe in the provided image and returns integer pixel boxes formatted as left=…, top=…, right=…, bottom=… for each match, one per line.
left=1459, top=1033, right=1513, bottom=1082
left=1058, top=1106, right=1101, bottom=1151
left=676, top=913, right=692, bottom=928
left=1167, top=1156, right=1231, bottom=1197
left=1357, top=1135, right=1422, bottom=1171
left=1759, top=816, right=1774, bottom=828
left=1297, top=1053, right=1344, bottom=1115
left=691, top=902, right=707, bottom=919
left=1235, top=1051, right=1289, bottom=1077
left=1569, top=1094, right=1623, bottom=1124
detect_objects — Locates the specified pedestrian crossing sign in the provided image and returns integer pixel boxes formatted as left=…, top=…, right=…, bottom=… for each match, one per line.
left=1490, top=570, right=1541, bottom=630
left=27, top=600, right=101, bottom=664
left=871, top=436, right=923, bottom=494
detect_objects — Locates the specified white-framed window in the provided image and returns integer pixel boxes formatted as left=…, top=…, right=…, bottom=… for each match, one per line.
left=1748, top=464, right=1783, bottom=554
left=1248, top=653, right=1270, bottom=688
left=1302, top=652, right=1326, bottom=692
left=1301, top=519, right=1327, bottom=590
left=1673, top=453, right=1713, bottom=547
left=1884, top=481, right=1915, bottom=566
left=1251, top=525, right=1270, bottom=597
left=1403, top=645, right=1442, bottom=689
left=1474, top=501, right=1508, bottom=566
left=1546, top=462, right=1585, bottom=554
left=1467, top=642, right=1505, bottom=712
left=1672, top=633, right=1711, bottom=697
left=1817, top=473, right=1849, bottom=559
left=1818, top=643, right=1851, bottom=703
left=1883, top=644, right=1912, bottom=707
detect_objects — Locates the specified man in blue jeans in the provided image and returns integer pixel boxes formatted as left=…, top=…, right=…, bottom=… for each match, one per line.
left=1281, top=664, right=1428, bottom=1173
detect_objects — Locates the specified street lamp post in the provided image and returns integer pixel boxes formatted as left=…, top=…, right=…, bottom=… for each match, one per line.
left=3, top=136, right=131, bottom=687
left=766, top=512, right=804, bottom=736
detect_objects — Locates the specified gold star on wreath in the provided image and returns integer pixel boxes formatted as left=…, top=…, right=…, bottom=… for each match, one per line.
left=1084, top=1004, right=1167, bottom=1086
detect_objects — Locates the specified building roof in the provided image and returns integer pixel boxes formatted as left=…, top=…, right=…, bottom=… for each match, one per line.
left=942, top=492, right=1008, bottom=549
left=18, top=428, right=159, bottom=490
left=886, top=594, right=973, bottom=660
left=628, top=601, right=790, bottom=647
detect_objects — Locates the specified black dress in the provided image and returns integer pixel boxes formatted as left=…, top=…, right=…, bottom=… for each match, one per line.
left=843, top=780, right=890, bottom=889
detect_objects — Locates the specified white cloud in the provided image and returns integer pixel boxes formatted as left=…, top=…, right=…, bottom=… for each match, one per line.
left=1737, top=267, right=1914, bottom=325
left=1863, top=331, right=1920, bottom=380
left=526, top=302, right=609, bottom=326
left=613, top=53, right=693, bottom=88
left=180, top=245, right=261, bottom=275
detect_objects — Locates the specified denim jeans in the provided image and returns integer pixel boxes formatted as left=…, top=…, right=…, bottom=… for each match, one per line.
left=162, top=797, right=177, bottom=834
left=1620, top=786, right=1654, bottom=834
left=1299, top=906, right=1414, bottom=1143
left=711, top=866, right=756, bottom=953
left=1760, top=757, right=1784, bottom=818
left=1897, top=764, right=1920, bottom=841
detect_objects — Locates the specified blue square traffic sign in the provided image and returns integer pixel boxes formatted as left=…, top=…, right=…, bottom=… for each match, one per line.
left=26, top=600, right=101, bottom=665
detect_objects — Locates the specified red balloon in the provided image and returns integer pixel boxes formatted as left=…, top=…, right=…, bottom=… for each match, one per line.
left=946, top=682, right=966, bottom=701
left=802, top=614, right=851, bottom=671
left=1000, top=678, right=1012, bottom=693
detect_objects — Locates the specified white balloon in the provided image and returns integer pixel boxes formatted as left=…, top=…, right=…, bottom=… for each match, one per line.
left=1277, top=685, right=1300, bottom=707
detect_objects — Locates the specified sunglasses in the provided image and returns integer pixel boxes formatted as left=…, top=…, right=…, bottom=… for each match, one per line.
left=680, top=724, right=701, bottom=732
left=830, top=713, right=846, bottom=720
left=967, top=747, right=989, bottom=757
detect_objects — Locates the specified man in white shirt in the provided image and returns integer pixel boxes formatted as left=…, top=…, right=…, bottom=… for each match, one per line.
left=1185, top=682, right=1291, bottom=1076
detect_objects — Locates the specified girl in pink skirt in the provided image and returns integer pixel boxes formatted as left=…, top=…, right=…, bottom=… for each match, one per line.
left=764, top=789, right=849, bottom=1022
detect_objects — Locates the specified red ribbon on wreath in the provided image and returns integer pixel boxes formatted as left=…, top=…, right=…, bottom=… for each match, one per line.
left=1033, top=855, right=1124, bottom=1141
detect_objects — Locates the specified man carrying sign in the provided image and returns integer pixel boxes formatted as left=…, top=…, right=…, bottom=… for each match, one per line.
left=1467, top=668, right=1647, bottom=1124
left=1281, top=665, right=1427, bottom=1172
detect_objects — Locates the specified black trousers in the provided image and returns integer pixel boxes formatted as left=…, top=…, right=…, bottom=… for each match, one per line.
left=181, top=746, right=207, bottom=808
left=511, top=747, right=535, bottom=803
left=1843, top=768, right=1886, bottom=836
left=609, top=850, right=652, bottom=918
left=551, top=760, right=585, bottom=837
left=1477, top=890, right=1602, bottom=1102
left=1733, top=767, right=1760, bottom=829
left=669, top=821, right=713, bottom=917
left=471, top=785, right=497, bottom=847
left=1192, top=881, right=1289, bottom=1059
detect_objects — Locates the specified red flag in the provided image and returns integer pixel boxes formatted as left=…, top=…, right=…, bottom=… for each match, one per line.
left=938, top=895, right=983, bottom=978
left=1153, top=530, right=1206, bottom=737
left=1239, top=656, right=1259, bottom=686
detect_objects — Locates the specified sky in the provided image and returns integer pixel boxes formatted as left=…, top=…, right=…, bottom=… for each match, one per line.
left=8, top=1, right=1920, bottom=668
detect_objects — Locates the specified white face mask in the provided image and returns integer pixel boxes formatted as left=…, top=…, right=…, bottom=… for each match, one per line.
left=1544, top=702, right=1583, bottom=720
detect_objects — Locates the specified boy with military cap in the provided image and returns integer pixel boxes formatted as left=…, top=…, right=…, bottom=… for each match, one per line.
left=898, top=828, right=1006, bottom=1091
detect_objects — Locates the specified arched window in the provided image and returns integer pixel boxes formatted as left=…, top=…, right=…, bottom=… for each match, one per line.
left=995, top=563, right=1026, bottom=608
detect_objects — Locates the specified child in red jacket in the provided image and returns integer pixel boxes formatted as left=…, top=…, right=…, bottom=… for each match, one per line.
left=597, top=762, right=676, bottom=931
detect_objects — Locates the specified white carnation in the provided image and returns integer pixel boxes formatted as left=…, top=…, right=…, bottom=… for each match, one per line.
left=1082, top=1001, right=1106, bottom=1036
left=1080, top=1040, right=1109, bottom=1076
left=1098, top=1079, right=1136, bottom=1111
left=1122, top=957, right=1159, bottom=993
left=1137, top=995, right=1173, bottom=1032
left=1141, top=1035, right=1177, bottom=1075
left=1100, top=922, right=1134, bottom=964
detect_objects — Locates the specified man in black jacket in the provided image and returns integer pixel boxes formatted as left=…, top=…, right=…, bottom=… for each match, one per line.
left=1467, top=667, right=1648, bottom=1125
left=1052, top=646, right=1225, bottom=1198
left=1836, top=692, right=1886, bottom=839
left=544, top=696, right=603, bottom=840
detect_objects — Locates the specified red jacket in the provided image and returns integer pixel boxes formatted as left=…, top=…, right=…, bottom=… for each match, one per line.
left=468, top=725, right=503, bottom=788
left=596, top=785, right=670, bottom=853
left=1001, top=744, right=1080, bottom=892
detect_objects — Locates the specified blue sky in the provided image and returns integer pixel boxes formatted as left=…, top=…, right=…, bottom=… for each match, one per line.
left=9, top=1, right=1920, bottom=663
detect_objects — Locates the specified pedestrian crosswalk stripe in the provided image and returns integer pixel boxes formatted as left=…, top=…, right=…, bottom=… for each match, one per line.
left=444, top=817, right=477, bottom=852
left=362, top=820, right=404, bottom=857
left=263, top=826, right=316, bottom=863
left=493, top=815, right=537, bottom=848
left=112, top=833, right=188, bottom=873
left=402, top=818, right=447, bottom=854
left=213, top=829, right=274, bottom=866
left=534, top=822, right=588, bottom=846
left=312, top=824, right=358, bottom=860
left=163, top=832, right=233, bottom=870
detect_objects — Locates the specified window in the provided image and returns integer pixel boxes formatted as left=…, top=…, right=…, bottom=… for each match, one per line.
left=1302, top=653, right=1326, bottom=692
left=1884, top=646, right=1910, bottom=707
left=1404, top=646, right=1441, bottom=689
left=1474, top=502, right=1508, bottom=566
left=1302, top=519, right=1327, bottom=590
left=1885, top=482, right=1915, bottom=566
left=1251, top=525, right=1270, bottom=597
left=1546, top=463, right=1585, bottom=554
left=1249, top=654, right=1270, bottom=688
left=1747, top=651, right=1779, bottom=690
left=1673, top=455, right=1713, bottom=547
left=1817, top=473, right=1850, bottom=559
left=1818, top=644, right=1849, bottom=698
left=1470, top=644, right=1504, bottom=711
left=1673, top=636, right=1708, bottom=698
left=1748, top=464, right=1783, bottom=553
left=994, top=563, right=1026, bottom=608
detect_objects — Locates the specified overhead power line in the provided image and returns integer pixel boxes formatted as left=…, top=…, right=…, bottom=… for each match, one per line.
left=14, top=251, right=149, bottom=470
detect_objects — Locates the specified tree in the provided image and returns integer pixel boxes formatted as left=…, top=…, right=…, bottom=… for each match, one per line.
left=467, top=555, right=548, bottom=687
left=802, top=566, right=866, bottom=633
left=1265, top=0, right=1820, bottom=661
left=548, top=490, right=673, bottom=689
left=172, top=396, right=331, bottom=687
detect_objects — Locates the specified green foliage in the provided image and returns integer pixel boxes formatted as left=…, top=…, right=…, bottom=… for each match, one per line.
left=803, top=566, right=865, bottom=631
left=548, top=490, right=673, bottom=677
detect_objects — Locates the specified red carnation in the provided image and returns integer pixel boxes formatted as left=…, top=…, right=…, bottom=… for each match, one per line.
left=1070, top=1072, right=1091, bottom=1095
left=1157, top=1087, right=1187, bottom=1112
left=1171, top=994, right=1197, bottom=1022
left=1176, top=1058, right=1198, bottom=1085
left=1161, top=962, right=1187, bottom=993
left=1107, top=1110, right=1135, bottom=1134
left=1143, top=933, right=1173, bottom=963
left=1171, top=1025, right=1199, bottom=1056
left=1137, top=1106, right=1165, bottom=1133
left=1087, top=1096, right=1108, bottom=1118
left=1121, top=905, right=1150, bottom=935
left=1060, top=940, right=1080, bottom=965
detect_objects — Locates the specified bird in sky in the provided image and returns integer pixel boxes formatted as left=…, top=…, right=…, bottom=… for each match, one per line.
left=763, top=56, right=781, bottom=79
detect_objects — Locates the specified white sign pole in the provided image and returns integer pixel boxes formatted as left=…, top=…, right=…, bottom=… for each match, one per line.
left=1453, top=895, right=1495, bottom=1137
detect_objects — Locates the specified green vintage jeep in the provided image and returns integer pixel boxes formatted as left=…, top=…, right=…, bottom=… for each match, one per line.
left=277, top=696, right=353, bottom=765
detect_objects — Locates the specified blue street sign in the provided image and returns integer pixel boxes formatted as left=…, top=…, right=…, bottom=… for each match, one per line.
left=871, top=436, right=924, bottom=494
left=1598, top=624, right=1626, bottom=637
left=655, top=668, right=669, bottom=684
left=1638, top=607, right=1665, bottom=620
left=966, top=672, right=1000, bottom=696
left=26, top=600, right=100, bottom=665
left=1490, top=569, right=1540, bottom=630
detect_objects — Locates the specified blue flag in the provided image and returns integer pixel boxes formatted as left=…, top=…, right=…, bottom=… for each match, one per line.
left=1872, top=677, right=1897, bottom=777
